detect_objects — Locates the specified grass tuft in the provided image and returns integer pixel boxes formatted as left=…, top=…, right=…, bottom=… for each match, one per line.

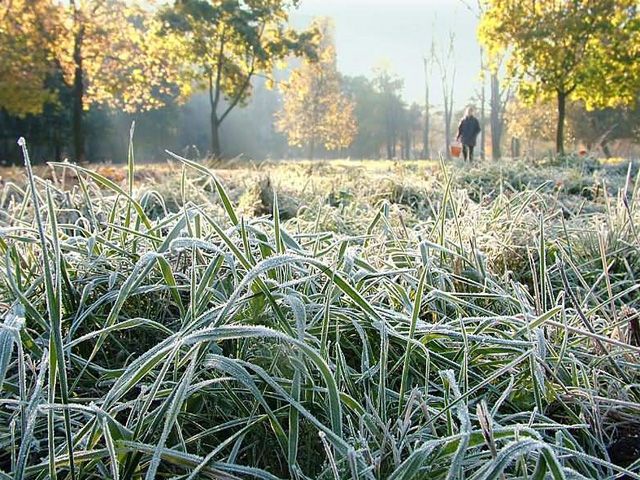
left=1, top=151, right=639, bottom=478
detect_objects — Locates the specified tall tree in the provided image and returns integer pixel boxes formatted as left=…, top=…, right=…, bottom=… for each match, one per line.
left=372, top=66, right=405, bottom=159
left=342, top=75, right=386, bottom=158
left=489, top=65, right=511, bottom=160
left=460, top=0, right=510, bottom=160
left=276, top=19, right=356, bottom=160
left=0, top=0, right=176, bottom=162
left=479, top=0, right=640, bottom=156
left=422, top=41, right=435, bottom=159
left=161, top=0, right=317, bottom=158
left=402, top=103, right=422, bottom=160
left=478, top=49, right=486, bottom=160
left=60, top=1, right=176, bottom=162
left=460, top=0, right=486, bottom=160
left=434, top=32, right=456, bottom=160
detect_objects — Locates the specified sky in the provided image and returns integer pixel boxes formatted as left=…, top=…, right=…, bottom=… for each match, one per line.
left=290, top=0, right=482, bottom=110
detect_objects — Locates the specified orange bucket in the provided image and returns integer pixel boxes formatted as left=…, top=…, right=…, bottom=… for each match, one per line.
left=450, top=143, right=462, bottom=158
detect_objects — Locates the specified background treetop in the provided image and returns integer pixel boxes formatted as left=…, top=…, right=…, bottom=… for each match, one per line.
left=159, top=0, right=320, bottom=156
left=479, top=0, right=640, bottom=154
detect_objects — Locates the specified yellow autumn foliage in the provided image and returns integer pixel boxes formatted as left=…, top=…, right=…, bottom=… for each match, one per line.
left=276, top=20, right=357, bottom=157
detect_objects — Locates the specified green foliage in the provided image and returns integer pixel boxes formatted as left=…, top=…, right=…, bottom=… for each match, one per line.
left=480, top=0, right=639, bottom=107
left=372, top=66, right=407, bottom=159
left=159, top=0, right=318, bottom=155
left=342, top=76, right=387, bottom=157
left=479, top=0, right=640, bottom=154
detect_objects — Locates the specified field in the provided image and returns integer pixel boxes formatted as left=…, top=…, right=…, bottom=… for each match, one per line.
left=1, top=148, right=640, bottom=479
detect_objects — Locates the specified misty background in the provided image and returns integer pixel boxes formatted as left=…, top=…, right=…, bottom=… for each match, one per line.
left=0, top=0, right=484, bottom=164
left=2, top=0, right=637, bottom=165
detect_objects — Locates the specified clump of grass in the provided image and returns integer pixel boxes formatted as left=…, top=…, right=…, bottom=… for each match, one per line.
left=1, top=143, right=639, bottom=479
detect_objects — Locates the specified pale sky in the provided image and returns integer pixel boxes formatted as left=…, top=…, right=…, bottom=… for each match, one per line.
left=290, top=0, right=482, bottom=110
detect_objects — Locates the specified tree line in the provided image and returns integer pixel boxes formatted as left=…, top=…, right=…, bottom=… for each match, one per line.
left=1, top=0, right=639, bottom=164
left=0, top=0, right=317, bottom=162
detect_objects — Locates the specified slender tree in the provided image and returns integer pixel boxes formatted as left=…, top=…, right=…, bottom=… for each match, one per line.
left=489, top=60, right=511, bottom=160
left=161, top=0, right=317, bottom=158
left=478, top=48, right=486, bottom=160
left=372, top=66, right=405, bottom=160
left=422, top=41, right=435, bottom=159
left=434, top=32, right=456, bottom=159
left=460, top=0, right=509, bottom=160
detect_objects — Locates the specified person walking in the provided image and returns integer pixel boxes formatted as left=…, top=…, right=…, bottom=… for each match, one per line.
left=456, top=107, right=481, bottom=161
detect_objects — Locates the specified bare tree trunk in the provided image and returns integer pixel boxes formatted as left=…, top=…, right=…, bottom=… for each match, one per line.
left=0, top=110, right=8, bottom=165
left=479, top=48, right=486, bottom=161
left=444, top=69, right=455, bottom=160
left=71, top=13, right=85, bottom=162
left=391, top=132, right=397, bottom=158
left=445, top=105, right=452, bottom=159
left=210, top=112, right=221, bottom=158
left=208, top=74, right=222, bottom=158
left=309, top=137, right=315, bottom=160
left=386, top=113, right=394, bottom=159
left=556, top=89, right=566, bottom=156
left=437, top=32, right=456, bottom=160
left=403, top=130, right=411, bottom=159
left=490, top=73, right=503, bottom=160
left=423, top=57, right=430, bottom=159
left=208, top=35, right=227, bottom=159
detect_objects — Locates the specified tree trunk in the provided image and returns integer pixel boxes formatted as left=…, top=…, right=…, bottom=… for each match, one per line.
left=511, top=137, right=521, bottom=158
left=490, top=73, right=503, bottom=160
left=444, top=107, right=452, bottom=160
left=392, top=134, right=397, bottom=158
left=210, top=112, right=221, bottom=158
left=443, top=74, right=454, bottom=160
left=72, top=24, right=85, bottom=162
left=423, top=58, right=430, bottom=159
left=479, top=48, right=486, bottom=161
left=600, top=140, right=612, bottom=158
left=309, top=138, right=315, bottom=161
left=0, top=109, right=7, bottom=165
left=403, top=130, right=411, bottom=159
left=54, top=125, right=62, bottom=162
left=556, top=90, right=566, bottom=156
left=208, top=70, right=222, bottom=158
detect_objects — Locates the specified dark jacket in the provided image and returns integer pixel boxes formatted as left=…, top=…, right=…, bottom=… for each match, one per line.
left=457, top=115, right=481, bottom=146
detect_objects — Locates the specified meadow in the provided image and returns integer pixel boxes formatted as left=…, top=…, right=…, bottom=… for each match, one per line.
left=1, top=146, right=639, bottom=479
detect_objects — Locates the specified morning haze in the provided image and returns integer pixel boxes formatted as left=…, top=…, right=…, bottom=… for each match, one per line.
left=292, top=0, right=481, bottom=107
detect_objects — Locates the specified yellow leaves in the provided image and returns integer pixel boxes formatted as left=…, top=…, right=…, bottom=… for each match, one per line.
left=479, top=0, right=640, bottom=109
left=265, top=77, right=276, bottom=90
left=0, top=0, right=180, bottom=115
left=276, top=34, right=357, bottom=151
left=0, top=0, right=58, bottom=115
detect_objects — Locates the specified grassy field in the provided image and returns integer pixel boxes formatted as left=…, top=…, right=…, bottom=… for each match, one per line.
left=1, top=147, right=640, bottom=479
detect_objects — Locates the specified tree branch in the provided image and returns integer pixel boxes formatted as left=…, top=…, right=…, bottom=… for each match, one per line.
left=218, top=62, right=256, bottom=125
left=211, top=29, right=227, bottom=121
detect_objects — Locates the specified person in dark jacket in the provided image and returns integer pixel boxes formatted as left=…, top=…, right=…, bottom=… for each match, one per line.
left=456, top=107, right=481, bottom=161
